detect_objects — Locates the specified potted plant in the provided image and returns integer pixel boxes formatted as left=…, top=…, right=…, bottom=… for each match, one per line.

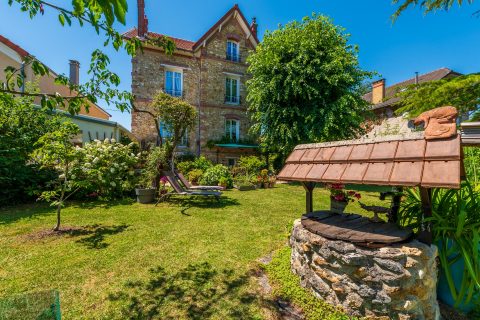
left=399, top=182, right=480, bottom=312
left=259, top=169, right=270, bottom=188
left=268, top=175, right=277, bottom=188
left=135, top=146, right=168, bottom=204
left=218, top=177, right=229, bottom=189
left=135, top=172, right=156, bottom=204
left=327, top=184, right=361, bottom=214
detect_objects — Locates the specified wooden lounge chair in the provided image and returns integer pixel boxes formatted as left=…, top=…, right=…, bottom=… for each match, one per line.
left=175, top=171, right=224, bottom=191
left=157, top=175, right=222, bottom=204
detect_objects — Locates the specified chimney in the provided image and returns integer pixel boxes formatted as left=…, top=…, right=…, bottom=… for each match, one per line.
left=415, top=71, right=419, bottom=85
left=137, top=0, right=148, bottom=37
left=69, top=60, right=80, bottom=86
left=371, top=79, right=385, bottom=104
left=250, top=17, right=258, bottom=37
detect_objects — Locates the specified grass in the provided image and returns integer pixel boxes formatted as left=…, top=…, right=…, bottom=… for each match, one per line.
left=263, top=247, right=354, bottom=320
left=0, top=184, right=387, bottom=319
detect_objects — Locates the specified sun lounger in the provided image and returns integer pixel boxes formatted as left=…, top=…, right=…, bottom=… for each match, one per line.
left=156, top=175, right=222, bottom=204
left=175, top=171, right=224, bottom=191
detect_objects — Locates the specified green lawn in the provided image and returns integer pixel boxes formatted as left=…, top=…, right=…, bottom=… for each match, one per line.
left=0, top=184, right=387, bottom=319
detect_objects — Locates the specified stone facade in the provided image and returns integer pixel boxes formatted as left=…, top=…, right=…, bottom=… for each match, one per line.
left=128, top=5, right=259, bottom=165
left=290, top=220, right=440, bottom=320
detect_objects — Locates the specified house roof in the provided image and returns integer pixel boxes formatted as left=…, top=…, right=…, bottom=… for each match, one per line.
left=0, top=34, right=29, bottom=58
left=277, top=132, right=462, bottom=189
left=123, top=4, right=259, bottom=52
left=364, top=68, right=462, bottom=110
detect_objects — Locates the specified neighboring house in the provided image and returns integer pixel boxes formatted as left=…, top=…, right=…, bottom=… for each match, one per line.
left=124, top=2, right=260, bottom=166
left=0, top=34, right=133, bottom=145
left=363, top=68, right=462, bottom=138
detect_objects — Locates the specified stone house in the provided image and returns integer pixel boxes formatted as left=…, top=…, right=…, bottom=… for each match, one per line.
left=363, top=68, right=461, bottom=138
left=124, top=2, right=260, bottom=166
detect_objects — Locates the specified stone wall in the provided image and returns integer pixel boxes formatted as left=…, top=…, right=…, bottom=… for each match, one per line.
left=290, top=219, right=440, bottom=320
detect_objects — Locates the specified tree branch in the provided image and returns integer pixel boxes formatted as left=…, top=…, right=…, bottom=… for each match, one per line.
left=0, top=89, right=85, bottom=100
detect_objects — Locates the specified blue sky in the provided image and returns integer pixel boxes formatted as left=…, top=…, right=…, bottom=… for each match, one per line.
left=1, top=1, right=479, bottom=130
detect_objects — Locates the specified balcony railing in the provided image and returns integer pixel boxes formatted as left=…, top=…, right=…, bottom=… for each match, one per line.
left=226, top=53, right=241, bottom=63
left=225, top=95, right=241, bottom=104
left=165, top=89, right=184, bottom=97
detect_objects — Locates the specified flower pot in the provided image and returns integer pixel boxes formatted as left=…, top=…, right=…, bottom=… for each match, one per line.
left=330, top=200, right=348, bottom=214
left=135, top=188, right=156, bottom=204
left=437, top=238, right=479, bottom=312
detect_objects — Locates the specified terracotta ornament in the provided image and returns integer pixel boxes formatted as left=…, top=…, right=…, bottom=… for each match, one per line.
left=413, top=106, right=458, bottom=140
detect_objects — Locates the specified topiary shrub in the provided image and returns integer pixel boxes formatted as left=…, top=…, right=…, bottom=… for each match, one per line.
left=200, top=164, right=233, bottom=189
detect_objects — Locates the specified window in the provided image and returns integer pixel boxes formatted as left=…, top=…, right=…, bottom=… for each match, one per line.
left=159, top=122, right=188, bottom=146
left=226, top=40, right=240, bottom=62
left=225, top=119, right=240, bottom=142
left=165, top=69, right=182, bottom=97
left=225, top=77, right=240, bottom=104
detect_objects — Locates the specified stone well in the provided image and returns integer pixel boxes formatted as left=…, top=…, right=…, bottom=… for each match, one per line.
left=290, top=219, right=440, bottom=320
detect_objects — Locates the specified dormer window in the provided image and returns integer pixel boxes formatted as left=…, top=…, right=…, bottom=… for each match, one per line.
left=226, top=40, right=240, bottom=62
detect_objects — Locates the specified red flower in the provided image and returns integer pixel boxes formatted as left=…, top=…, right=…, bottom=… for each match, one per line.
left=348, top=191, right=356, bottom=196
left=334, top=194, right=345, bottom=201
left=354, top=193, right=361, bottom=199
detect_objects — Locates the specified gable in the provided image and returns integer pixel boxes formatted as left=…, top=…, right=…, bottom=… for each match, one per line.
left=193, top=6, right=258, bottom=51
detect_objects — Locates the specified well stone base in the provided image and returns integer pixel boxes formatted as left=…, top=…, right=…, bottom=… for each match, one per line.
left=290, top=219, right=440, bottom=320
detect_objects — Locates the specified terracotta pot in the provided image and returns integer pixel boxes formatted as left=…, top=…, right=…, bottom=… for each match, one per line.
left=330, top=199, right=348, bottom=214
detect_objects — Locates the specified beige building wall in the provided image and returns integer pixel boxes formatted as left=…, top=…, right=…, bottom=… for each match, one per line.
left=0, top=41, right=110, bottom=120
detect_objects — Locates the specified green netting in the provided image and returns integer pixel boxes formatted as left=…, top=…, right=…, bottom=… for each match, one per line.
left=0, top=290, right=61, bottom=320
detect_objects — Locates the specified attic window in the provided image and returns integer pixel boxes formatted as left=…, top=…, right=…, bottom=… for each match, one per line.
left=226, top=40, right=240, bottom=62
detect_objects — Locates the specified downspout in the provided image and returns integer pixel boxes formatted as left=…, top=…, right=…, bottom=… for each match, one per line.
left=197, top=56, right=202, bottom=157
left=20, top=62, right=25, bottom=93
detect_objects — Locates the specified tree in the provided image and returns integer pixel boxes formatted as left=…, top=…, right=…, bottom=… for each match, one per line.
left=3, top=1, right=174, bottom=115
left=246, top=14, right=372, bottom=158
left=32, top=121, right=82, bottom=231
left=150, top=92, right=197, bottom=171
left=392, top=0, right=478, bottom=20
left=394, top=73, right=480, bottom=118
left=0, top=91, right=64, bottom=205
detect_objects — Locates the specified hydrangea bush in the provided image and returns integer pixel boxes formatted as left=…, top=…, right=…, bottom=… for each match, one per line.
left=200, top=164, right=233, bottom=189
left=72, top=139, right=140, bottom=199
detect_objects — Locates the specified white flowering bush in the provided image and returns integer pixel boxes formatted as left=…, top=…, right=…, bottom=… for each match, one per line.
left=72, top=139, right=140, bottom=199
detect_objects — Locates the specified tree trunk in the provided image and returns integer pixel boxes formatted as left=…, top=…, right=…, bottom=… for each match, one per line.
left=54, top=202, right=61, bottom=231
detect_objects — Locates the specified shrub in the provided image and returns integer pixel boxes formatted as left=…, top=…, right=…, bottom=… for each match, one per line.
left=187, top=169, right=203, bottom=185
left=200, top=164, right=233, bottom=189
left=177, top=156, right=213, bottom=175
left=236, top=156, right=266, bottom=175
left=141, top=146, right=169, bottom=188
left=0, top=94, right=63, bottom=206
left=73, top=139, right=140, bottom=199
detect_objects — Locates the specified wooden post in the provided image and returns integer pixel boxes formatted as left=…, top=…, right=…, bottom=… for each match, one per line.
left=417, top=187, right=433, bottom=245
left=302, top=182, right=316, bottom=214
left=389, top=187, right=402, bottom=223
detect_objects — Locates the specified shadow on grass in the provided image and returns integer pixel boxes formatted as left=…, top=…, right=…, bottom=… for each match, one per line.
left=66, top=224, right=130, bottom=249
left=70, top=198, right=136, bottom=210
left=164, top=196, right=240, bottom=216
left=0, top=202, right=54, bottom=226
left=108, top=262, right=268, bottom=319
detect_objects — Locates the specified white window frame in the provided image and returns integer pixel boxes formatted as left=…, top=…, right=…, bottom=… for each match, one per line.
left=225, top=119, right=240, bottom=142
left=164, top=66, right=183, bottom=97
left=225, top=75, right=240, bottom=105
left=226, top=40, right=240, bottom=62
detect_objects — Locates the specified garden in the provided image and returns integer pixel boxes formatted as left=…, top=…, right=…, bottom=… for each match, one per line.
left=1, top=1, right=480, bottom=319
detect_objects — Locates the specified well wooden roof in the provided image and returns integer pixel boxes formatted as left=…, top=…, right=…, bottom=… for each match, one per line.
left=278, top=133, right=462, bottom=188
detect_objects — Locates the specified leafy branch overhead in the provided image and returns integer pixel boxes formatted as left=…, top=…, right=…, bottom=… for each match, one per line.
left=2, top=0, right=175, bottom=114
left=392, top=0, right=478, bottom=20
